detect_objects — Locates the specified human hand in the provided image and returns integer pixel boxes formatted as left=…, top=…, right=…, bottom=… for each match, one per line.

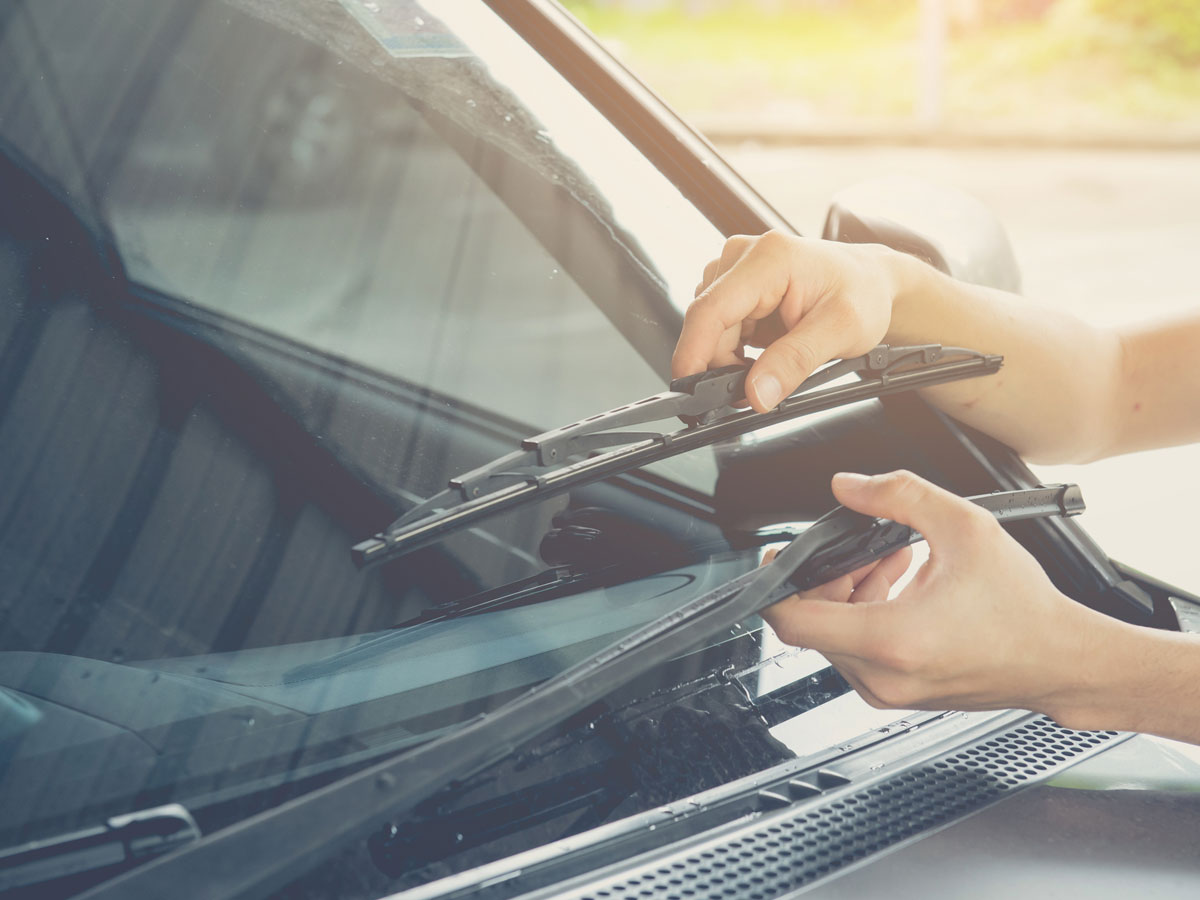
left=671, top=232, right=900, bottom=413
left=760, top=470, right=1096, bottom=717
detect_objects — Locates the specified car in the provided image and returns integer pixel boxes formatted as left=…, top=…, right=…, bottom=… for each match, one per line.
left=1, top=1, right=1198, bottom=898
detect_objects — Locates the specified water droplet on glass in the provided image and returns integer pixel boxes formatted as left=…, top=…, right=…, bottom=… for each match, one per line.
left=364, top=1, right=380, bottom=11
left=466, top=98, right=477, bottom=108
left=243, top=716, right=256, bottom=727
left=504, top=114, right=513, bottom=122
left=454, top=833, right=464, bottom=844
left=536, top=129, right=551, bottom=143
left=649, top=824, right=656, bottom=831
left=414, top=15, right=425, bottom=25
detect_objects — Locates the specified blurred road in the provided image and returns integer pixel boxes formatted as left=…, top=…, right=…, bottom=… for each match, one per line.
left=721, top=143, right=1200, bottom=595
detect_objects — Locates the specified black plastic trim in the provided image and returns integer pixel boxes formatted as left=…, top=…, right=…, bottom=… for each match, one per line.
left=509, top=716, right=1125, bottom=900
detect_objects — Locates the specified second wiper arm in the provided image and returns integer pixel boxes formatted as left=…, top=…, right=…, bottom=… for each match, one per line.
left=353, top=344, right=1002, bottom=567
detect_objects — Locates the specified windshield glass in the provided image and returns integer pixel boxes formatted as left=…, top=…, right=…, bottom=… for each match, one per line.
left=0, top=1, right=911, bottom=895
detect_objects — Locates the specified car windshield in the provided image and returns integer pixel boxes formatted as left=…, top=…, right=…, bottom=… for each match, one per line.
left=0, top=1, right=918, bottom=894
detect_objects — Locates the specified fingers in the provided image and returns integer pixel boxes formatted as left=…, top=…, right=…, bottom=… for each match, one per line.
left=671, top=236, right=791, bottom=380
left=830, top=470, right=992, bottom=552
left=847, top=562, right=895, bottom=606
left=744, top=301, right=849, bottom=412
left=766, top=597, right=870, bottom=657
left=851, top=546, right=913, bottom=604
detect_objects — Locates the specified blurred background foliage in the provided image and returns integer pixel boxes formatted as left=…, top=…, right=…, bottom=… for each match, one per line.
left=563, top=0, right=1200, bottom=134
left=1093, top=0, right=1200, bottom=62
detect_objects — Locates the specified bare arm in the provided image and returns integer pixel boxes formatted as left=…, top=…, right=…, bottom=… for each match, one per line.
left=673, top=232, right=1200, bottom=463
left=886, top=248, right=1200, bottom=462
left=675, top=233, right=1200, bottom=743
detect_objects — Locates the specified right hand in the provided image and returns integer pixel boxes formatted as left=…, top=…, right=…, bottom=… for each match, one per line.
left=760, top=470, right=1101, bottom=719
left=671, top=232, right=900, bottom=412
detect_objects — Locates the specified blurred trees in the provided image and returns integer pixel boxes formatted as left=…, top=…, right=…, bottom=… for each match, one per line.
left=568, top=0, right=1200, bottom=130
left=1091, top=0, right=1200, bottom=61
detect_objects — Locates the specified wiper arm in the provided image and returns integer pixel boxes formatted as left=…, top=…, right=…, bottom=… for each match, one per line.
left=352, top=344, right=1002, bottom=567
left=88, top=484, right=1079, bottom=900
left=0, top=804, right=199, bottom=895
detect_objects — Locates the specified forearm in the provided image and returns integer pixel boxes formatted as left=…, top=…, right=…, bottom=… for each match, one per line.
left=1044, top=609, right=1200, bottom=745
left=678, top=233, right=1197, bottom=462
left=1107, top=315, right=1200, bottom=456
left=882, top=249, right=1124, bottom=464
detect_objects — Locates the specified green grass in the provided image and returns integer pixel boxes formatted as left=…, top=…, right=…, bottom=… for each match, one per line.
left=563, top=1, right=1200, bottom=132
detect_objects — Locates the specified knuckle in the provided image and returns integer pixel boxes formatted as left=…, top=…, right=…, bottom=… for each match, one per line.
left=720, top=235, right=752, bottom=267
left=957, top=502, right=998, bottom=538
left=682, top=298, right=713, bottom=325
left=756, top=229, right=790, bottom=252
left=876, top=468, right=919, bottom=501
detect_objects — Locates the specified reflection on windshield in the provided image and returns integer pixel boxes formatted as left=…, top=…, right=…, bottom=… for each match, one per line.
left=0, top=1, right=882, bottom=895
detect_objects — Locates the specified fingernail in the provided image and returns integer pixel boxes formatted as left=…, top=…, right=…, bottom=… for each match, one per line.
left=832, top=472, right=870, bottom=491
left=753, top=374, right=782, bottom=409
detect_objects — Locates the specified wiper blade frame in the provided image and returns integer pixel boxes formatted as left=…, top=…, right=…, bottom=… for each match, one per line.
left=353, top=344, right=1002, bottom=567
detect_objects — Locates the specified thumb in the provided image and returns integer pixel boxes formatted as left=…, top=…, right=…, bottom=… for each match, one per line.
left=830, top=470, right=984, bottom=551
left=745, top=304, right=845, bottom=412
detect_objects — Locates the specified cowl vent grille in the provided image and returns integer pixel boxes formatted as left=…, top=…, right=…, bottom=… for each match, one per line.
left=538, top=717, right=1119, bottom=900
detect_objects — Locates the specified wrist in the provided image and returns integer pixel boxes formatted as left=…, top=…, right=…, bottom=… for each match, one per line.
left=1036, top=608, right=1156, bottom=734
left=874, top=246, right=943, bottom=345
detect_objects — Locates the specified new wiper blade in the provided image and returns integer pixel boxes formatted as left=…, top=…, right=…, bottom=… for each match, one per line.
left=88, top=485, right=1079, bottom=900
left=353, top=344, right=1002, bottom=567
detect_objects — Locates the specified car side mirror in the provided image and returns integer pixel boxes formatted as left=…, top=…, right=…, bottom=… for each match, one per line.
left=822, top=174, right=1021, bottom=292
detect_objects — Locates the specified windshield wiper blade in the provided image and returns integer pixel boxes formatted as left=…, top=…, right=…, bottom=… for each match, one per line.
left=0, top=804, right=199, bottom=895
left=352, top=343, right=1002, bottom=567
left=88, top=484, right=1078, bottom=900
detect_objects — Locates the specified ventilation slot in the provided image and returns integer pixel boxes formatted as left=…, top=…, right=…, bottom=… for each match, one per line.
left=551, top=717, right=1119, bottom=900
